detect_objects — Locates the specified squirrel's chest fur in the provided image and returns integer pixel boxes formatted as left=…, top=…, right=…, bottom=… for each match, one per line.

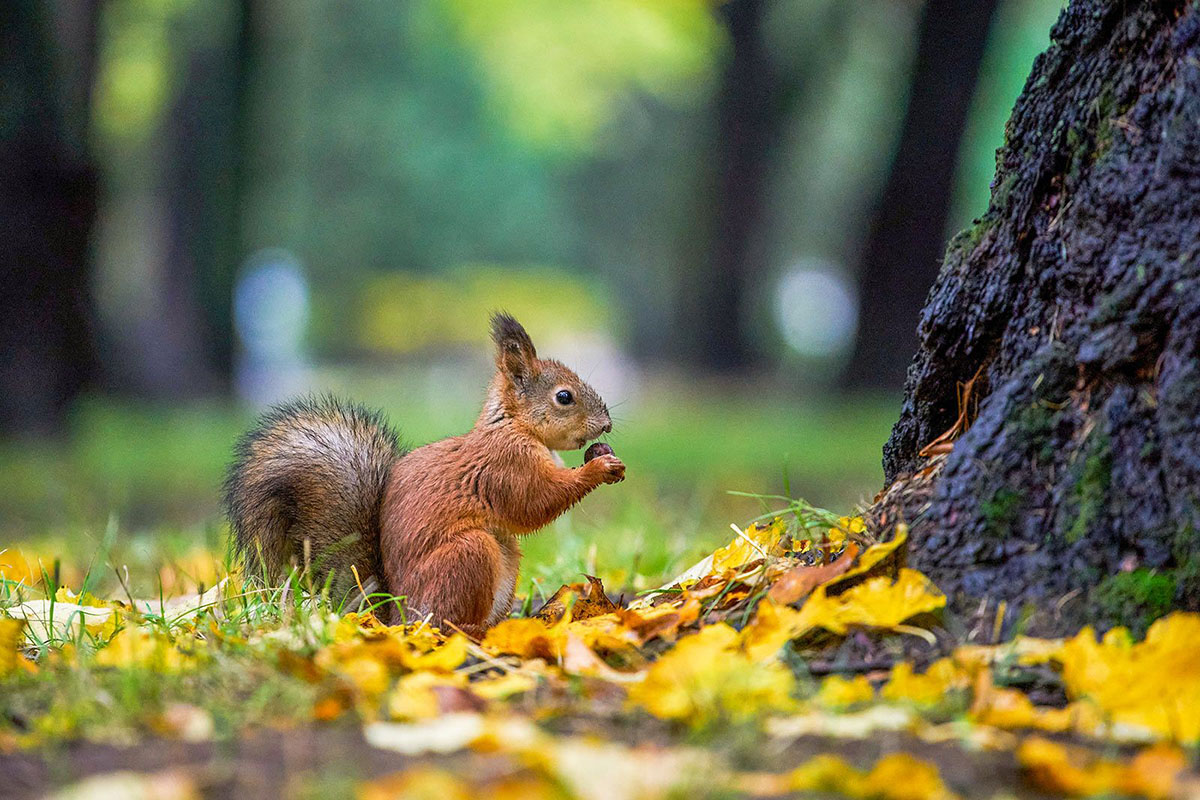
left=378, top=427, right=544, bottom=624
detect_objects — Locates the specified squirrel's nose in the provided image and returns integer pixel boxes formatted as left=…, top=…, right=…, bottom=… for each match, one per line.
left=601, top=417, right=612, bottom=434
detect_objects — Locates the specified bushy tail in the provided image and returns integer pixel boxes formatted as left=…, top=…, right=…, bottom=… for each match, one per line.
left=224, top=395, right=404, bottom=600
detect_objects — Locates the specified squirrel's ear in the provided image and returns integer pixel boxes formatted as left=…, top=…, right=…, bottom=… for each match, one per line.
left=491, top=312, right=537, bottom=385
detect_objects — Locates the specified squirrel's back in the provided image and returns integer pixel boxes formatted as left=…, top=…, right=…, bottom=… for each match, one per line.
left=224, top=395, right=404, bottom=598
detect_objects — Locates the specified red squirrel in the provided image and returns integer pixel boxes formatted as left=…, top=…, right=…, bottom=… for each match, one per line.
left=225, top=313, right=624, bottom=636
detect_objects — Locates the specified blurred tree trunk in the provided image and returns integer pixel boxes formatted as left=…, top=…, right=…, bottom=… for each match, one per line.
left=140, top=0, right=255, bottom=398
left=873, top=0, right=1200, bottom=635
left=676, top=0, right=847, bottom=371
left=845, top=0, right=1000, bottom=391
left=684, top=0, right=772, bottom=370
left=0, top=1, right=101, bottom=434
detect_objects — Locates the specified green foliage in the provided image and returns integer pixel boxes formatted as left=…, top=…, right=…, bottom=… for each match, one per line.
left=1066, top=430, right=1111, bottom=544
left=952, top=0, right=1064, bottom=226
left=981, top=487, right=1023, bottom=539
left=1091, top=569, right=1176, bottom=635
left=441, top=0, right=722, bottom=153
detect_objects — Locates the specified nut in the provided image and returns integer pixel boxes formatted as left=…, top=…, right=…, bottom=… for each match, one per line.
left=584, top=442, right=614, bottom=463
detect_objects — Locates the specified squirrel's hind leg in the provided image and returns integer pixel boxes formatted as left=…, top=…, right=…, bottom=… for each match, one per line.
left=396, top=529, right=502, bottom=637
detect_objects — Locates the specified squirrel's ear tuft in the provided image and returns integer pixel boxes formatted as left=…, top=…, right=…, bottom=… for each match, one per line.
left=491, top=312, right=537, bottom=385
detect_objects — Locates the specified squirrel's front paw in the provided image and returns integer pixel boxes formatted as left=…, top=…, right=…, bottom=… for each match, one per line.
left=590, top=453, right=625, bottom=484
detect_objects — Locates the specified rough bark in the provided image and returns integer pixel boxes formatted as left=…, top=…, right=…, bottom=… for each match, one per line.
left=846, top=0, right=1000, bottom=392
left=874, top=0, right=1200, bottom=635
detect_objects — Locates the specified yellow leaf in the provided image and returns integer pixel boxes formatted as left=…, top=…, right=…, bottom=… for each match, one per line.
left=1018, top=736, right=1185, bottom=799
left=564, top=612, right=641, bottom=653
left=359, top=766, right=473, bottom=800
left=0, top=618, right=31, bottom=676
left=482, top=618, right=566, bottom=660
left=739, top=600, right=806, bottom=662
left=823, top=523, right=908, bottom=591
left=54, top=586, right=111, bottom=609
left=739, top=751, right=959, bottom=800
left=627, top=624, right=795, bottom=726
left=470, top=670, right=539, bottom=701
left=970, top=686, right=1076, bottom=733
left=94, top=627, right=196, bottom=672
left=341, top=654, right=392, bottom=699
left=712, top=519, right=787, bottom=573
left=400, top=633, right=468, bottom=673
left=815, top=674, right=875, bottom=708
left=388, top=672, right=467, bottom=721
left=1056, top=612, right=1200, bottom=743
left=0, top=549, right=50, bottom=587
left=880, top=659, right=969, bottom=708
left=860, top=753, right=960, bottom=800
left=952, top=636, right=1063, bottom=671
left=794, top=568, right=945, bottom=638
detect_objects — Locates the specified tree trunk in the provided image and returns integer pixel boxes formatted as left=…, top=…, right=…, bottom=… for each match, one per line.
left=0, top=0, right=101, bottom=434
left=873, top=0, right=1200, bottom=636
left=675, top=0, right=851, bottom=371
left=846, top=0, right=1000, bottom=392
left=674, top=0, right=774, bottom=371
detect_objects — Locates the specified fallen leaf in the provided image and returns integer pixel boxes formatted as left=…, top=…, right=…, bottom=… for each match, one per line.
left=549, top=738, right=714, bottom=800
left=793, top=567, right=945, bottom=638
left=766, top=706, right=917, bottom=741
left=614, top=597, right=700, bottom=644
left=561, top=634, right=641, bottom=681
left=814, top=674, right=875, bottom=708
left=1017, top=736, right=1185, bottom=798
left=952, top=636, right=1063, bottom=671
left=737, top=752, right=959, bottom=800
left=533, top=575, right=619, bottom=624
left=739, top=600, right=806, bottom=662
left=627, top=624, right=795, bottom=726
left=94, top=627, right=199, bottom=672
left=47, top=769, right=200, bottom=800
left=821, top=523, right=909, bottom=595
left=712, top=519, right=787, bottom=574
left=364, top=712, right=489, bottom=755
left=469, top=670, right=540, bottom=700
left=482, top=618, right=565, bottom=660
left=358, top=768, right=472, bottom=800
left=768, top=542, right=859, bottom=605
left=1056, top=612, right=1200, bottom=743
left=880, top=659, right=970, bottom=708
left=0, top=618, right=32, bottom=676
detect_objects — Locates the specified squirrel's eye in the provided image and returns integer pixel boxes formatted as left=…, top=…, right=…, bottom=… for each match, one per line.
left=555, top=389, right=574, bottom=406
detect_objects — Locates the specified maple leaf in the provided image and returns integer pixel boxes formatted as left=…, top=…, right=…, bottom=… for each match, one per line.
left=792, top=568, right=945, bottom=638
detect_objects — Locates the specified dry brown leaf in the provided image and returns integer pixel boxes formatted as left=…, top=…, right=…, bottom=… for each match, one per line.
left=615, top=597, right=700, bottom=644
left=768, top=542, right=860, bottom=605
left=534, top=575, right=620, bottom=624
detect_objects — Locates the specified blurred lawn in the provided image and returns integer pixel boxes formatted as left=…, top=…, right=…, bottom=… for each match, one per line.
left=0, top=367, right=895, bottom=600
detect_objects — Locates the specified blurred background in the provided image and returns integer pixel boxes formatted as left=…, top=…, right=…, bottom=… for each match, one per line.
left=0, top=0, right=1062, bottom=593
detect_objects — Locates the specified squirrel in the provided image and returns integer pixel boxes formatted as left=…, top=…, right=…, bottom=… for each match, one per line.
left=224, top=313, right=624, bottom=637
